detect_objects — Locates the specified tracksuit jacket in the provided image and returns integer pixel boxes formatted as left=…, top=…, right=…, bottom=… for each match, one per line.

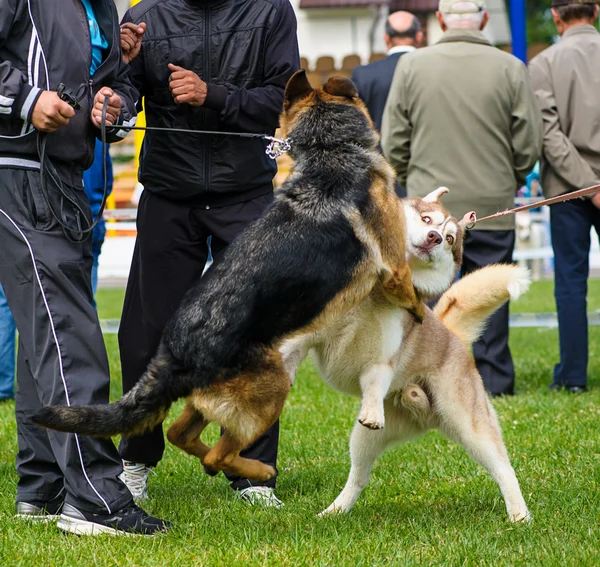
left=123, top=0, right=300, bottom=205
left=0, top=0, right=138, bottom=179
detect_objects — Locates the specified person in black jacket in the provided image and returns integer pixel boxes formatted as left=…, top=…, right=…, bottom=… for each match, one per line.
left=118, top=0, right=300, bottom=507
left=0, top=0, right=169, bottom=535
left=351, top=11, right=422, bottom=197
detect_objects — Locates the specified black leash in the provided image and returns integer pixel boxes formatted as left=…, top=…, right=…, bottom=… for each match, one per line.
left=37, top=84, right=110, bottom=242
left=37, top=86, right=292, bottom=242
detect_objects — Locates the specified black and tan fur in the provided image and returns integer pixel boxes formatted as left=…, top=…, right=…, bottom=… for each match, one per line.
left=33, top=71, right=424, bottom=482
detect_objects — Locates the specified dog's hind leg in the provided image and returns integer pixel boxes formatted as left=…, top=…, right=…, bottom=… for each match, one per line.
left=166, top=403, right=218, bottom=476
left=357, top=364, right=393, bottom=430
left=201, top=357, right=290, bottom=482
left=203, top=429, right=279, bottom=482
left=437, top=379, right=530, bottom=523
left=320, top=403, right=424, bottom=516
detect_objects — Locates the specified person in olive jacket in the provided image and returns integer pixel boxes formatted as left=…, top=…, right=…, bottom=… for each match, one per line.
left=118, top=0, right=300, bottom=508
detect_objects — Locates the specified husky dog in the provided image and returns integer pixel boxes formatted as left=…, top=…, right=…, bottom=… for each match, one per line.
left=33, top=71, right=425, bottom=483
left=282, top=188, right=531, bottom=523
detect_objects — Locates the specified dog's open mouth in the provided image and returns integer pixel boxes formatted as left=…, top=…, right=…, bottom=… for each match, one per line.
left=412, top=244, right=433, bottom=261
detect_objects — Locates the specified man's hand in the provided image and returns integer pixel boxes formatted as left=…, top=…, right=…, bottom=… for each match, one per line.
left=91, top=87, right=122, bottom=128
left=30, top=91, right=75, bottom=133
left=120, top=22, right=146, bottom=64
left=168, top=63, right=207, bottom=106
left=592, top=191, right=600, bottom=210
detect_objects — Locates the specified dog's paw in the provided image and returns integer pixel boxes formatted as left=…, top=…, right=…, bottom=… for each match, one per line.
left=408, top=302, right=425, bottom=324
left=357, top=409, right=384, bottom=430
left=509, top=509, right=532, bottom=524
left=317, top=504, right=343, bottom=518
left=203, top=464, right=219, bottom=477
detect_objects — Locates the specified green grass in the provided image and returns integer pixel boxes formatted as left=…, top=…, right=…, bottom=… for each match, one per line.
left=1, top=280, right=599, bottom=566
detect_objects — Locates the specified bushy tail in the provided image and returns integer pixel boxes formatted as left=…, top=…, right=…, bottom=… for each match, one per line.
left=32, top=350, right=183, bottom=438
left=433, top=264, right=530, bottom=347
left=397, top=265, right=530, bottom=420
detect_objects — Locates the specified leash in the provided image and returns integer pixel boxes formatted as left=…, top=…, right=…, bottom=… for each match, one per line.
left=37, top=86, right=293, bottom=242
left=466, top=183, right=600, bottom=229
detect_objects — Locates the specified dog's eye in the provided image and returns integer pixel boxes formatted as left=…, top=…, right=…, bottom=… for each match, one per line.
left=446, top=235, right=455, bottom=245
left=422, top=216, right=432, bottom=224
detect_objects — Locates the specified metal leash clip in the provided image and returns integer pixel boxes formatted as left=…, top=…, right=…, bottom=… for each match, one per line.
left=265, top=136, right=292, bottom=160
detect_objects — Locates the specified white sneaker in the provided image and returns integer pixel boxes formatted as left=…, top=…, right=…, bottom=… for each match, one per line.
left=119, top=461, right=153, bottom=502
left=237, top=486, right=284, bottom=509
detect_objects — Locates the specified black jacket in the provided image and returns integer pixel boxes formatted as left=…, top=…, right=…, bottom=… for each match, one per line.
left=0, top=0, right=138, bottom=178
left=123, top=0, right=300, bottom=204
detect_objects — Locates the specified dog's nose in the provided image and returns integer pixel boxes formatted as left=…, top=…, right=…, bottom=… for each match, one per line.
left=427, top=231, right=442, bottom=246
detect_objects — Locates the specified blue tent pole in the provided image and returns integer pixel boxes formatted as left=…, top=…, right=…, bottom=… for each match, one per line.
left=509, top=0, right=528, bottom=63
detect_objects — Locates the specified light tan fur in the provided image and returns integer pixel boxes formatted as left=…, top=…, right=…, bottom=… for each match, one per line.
left=281, top=191, right=532, bottom=523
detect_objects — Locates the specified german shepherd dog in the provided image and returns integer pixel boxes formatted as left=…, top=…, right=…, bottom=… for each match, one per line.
left=281, top=189, right=531, bottom=522
left=33, top=71, right=425, bottom=483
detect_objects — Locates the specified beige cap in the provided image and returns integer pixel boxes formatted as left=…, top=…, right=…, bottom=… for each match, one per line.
left=438, top=0, right=486, bottom=13
left=551, top=0, right=597, bottom=5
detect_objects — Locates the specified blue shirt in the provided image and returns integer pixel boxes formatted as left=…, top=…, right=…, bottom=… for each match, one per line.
left=80, top=0, right=108, bottom=75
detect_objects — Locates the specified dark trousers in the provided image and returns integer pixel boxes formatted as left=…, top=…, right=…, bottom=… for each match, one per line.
left=118, top=189, right=280, bottom=489
left=550, top=199, right=600, bottom=388
left=0, top=166, right=132, bottom=514
left=462, top=229, right=516, bottom=396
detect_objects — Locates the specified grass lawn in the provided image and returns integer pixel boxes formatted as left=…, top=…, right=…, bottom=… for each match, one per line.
left=1, top=279, right=599, bottom=566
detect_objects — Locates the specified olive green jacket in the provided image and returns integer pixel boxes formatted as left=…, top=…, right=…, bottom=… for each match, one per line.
left=529, top=24, right=600, bottom=199
left=381, top=29, right=542, bottom=230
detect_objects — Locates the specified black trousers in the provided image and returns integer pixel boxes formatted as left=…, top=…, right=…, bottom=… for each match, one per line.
left=0, top=165, right=132, bottom=514
left=462, top=229, right=516, bottom=396
left=550, top=199, right=600, bottom=388
left=118, top=189, right=280, bottom=489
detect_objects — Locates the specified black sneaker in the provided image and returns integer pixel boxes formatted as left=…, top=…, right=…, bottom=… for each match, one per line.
left=16, top=499, right=64, bottom=522
left=16, top=488, right=65, bottom=522
left=57, top=502, right=171, bottom=536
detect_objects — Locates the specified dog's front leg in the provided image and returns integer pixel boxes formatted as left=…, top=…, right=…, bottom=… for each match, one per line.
left=357, top=364, right=393, bottom=430
left=380, top=264, right=425, bottom=323
left=319, top=421, right=388, bottom=516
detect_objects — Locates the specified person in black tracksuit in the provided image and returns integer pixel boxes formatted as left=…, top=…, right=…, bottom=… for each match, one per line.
left=0, top=0, right=168, bottom=534
left=117, top=0, right=300, bottom=504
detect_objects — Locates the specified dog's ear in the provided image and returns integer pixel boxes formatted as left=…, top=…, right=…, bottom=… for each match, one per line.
left=322, top=76, right=358, bottom=99
left=459, top=211, right=477, bottom=229
left=423, top=187, right=449, bottom=203
left=284, top=70, right=314, bottom=107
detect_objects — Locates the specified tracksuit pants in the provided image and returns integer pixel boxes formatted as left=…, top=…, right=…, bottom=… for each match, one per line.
left=118, top=189, right=280, bottom=490
left=0, top=164, right=132, bottom=514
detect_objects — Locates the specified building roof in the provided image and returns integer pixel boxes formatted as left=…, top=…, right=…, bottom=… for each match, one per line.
left=299, top=0, right=439, bottom=11
left=390, top=0, right=439, bottom=11
left=299, top=0, right=389, bottom=7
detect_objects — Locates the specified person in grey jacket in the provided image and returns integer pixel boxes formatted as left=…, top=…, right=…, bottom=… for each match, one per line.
left=0, top=0, right=169, bottom=535
left=382, top=0, right=542, bottom=397
left=529, top=0, right=600, bottom=394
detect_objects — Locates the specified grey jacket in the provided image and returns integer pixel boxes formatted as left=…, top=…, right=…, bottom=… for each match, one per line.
left=529, top=24, right=600, bottom=198
left=0, top=0, right=137, bottom=177
left=382, top=29, right=542, bottom=230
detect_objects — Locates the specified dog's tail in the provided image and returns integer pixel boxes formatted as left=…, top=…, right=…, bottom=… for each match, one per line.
left=433, top=264, right=530, bottom=347
left=32, top=347, right=184, bottom=438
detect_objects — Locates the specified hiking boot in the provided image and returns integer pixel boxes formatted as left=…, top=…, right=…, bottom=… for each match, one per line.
left=119, top=461, right=153, bottom=502
left=57, top=502, right=170, bottom=536
left=237, top=486, right=284, bottom=509
left=16, top=499, right=64, bottom=522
